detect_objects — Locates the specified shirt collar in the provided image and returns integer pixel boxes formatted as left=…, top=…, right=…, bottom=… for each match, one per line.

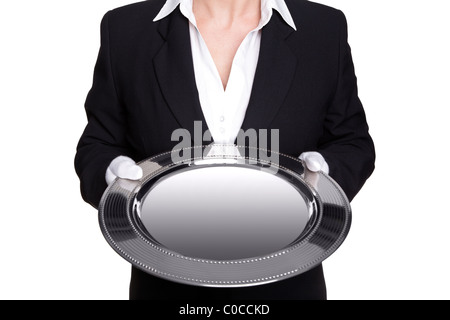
left=153, top=0, right=297, bottom=31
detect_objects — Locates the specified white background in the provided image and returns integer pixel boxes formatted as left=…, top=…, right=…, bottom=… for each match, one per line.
left=0, top=0, right=449, bottom=300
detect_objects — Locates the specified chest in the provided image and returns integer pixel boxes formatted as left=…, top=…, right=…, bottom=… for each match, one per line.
left=196, top=22, right=259, bottom=90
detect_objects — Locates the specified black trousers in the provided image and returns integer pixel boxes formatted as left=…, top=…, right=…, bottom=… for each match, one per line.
left=129, top=264, right=327, bottom=300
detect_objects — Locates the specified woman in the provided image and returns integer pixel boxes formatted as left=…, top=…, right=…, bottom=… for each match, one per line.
left=75, top=0, right=375, bottom=300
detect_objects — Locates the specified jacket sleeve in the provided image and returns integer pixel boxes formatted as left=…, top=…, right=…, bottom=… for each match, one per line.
left=74, top=12, right=131, bottom=208
left=318, top=11, right=376, bottom=202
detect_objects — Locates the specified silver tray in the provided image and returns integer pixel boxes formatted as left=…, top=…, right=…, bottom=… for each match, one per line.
left=99, top=145, right=351, bottom=287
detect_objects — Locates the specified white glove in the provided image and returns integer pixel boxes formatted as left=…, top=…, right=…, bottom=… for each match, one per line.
left=299, top=151, right=329, bottom=174
left=299, top=152, right=329, bottom=189
left=105, top=156, right=143, bottom=185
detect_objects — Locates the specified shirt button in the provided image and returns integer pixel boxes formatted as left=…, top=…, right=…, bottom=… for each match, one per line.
left=219, top=116, right=225, bottom=122
left=219, top=127, right=226, bottom=134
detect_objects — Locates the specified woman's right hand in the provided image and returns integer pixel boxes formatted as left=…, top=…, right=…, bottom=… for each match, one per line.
left=105, top=156, right=143, bottom=185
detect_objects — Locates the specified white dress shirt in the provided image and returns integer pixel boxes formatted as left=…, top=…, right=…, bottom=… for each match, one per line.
left=154, top=0, right=296, bottom=144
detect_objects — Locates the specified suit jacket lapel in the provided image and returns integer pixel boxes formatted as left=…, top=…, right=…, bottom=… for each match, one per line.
left=153, top=8, right=208, bottom=136
left=241, top=11, right=297, bottom=131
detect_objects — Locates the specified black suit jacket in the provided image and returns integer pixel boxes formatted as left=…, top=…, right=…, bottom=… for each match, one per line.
left=75, top=0, right=375, bottom=209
